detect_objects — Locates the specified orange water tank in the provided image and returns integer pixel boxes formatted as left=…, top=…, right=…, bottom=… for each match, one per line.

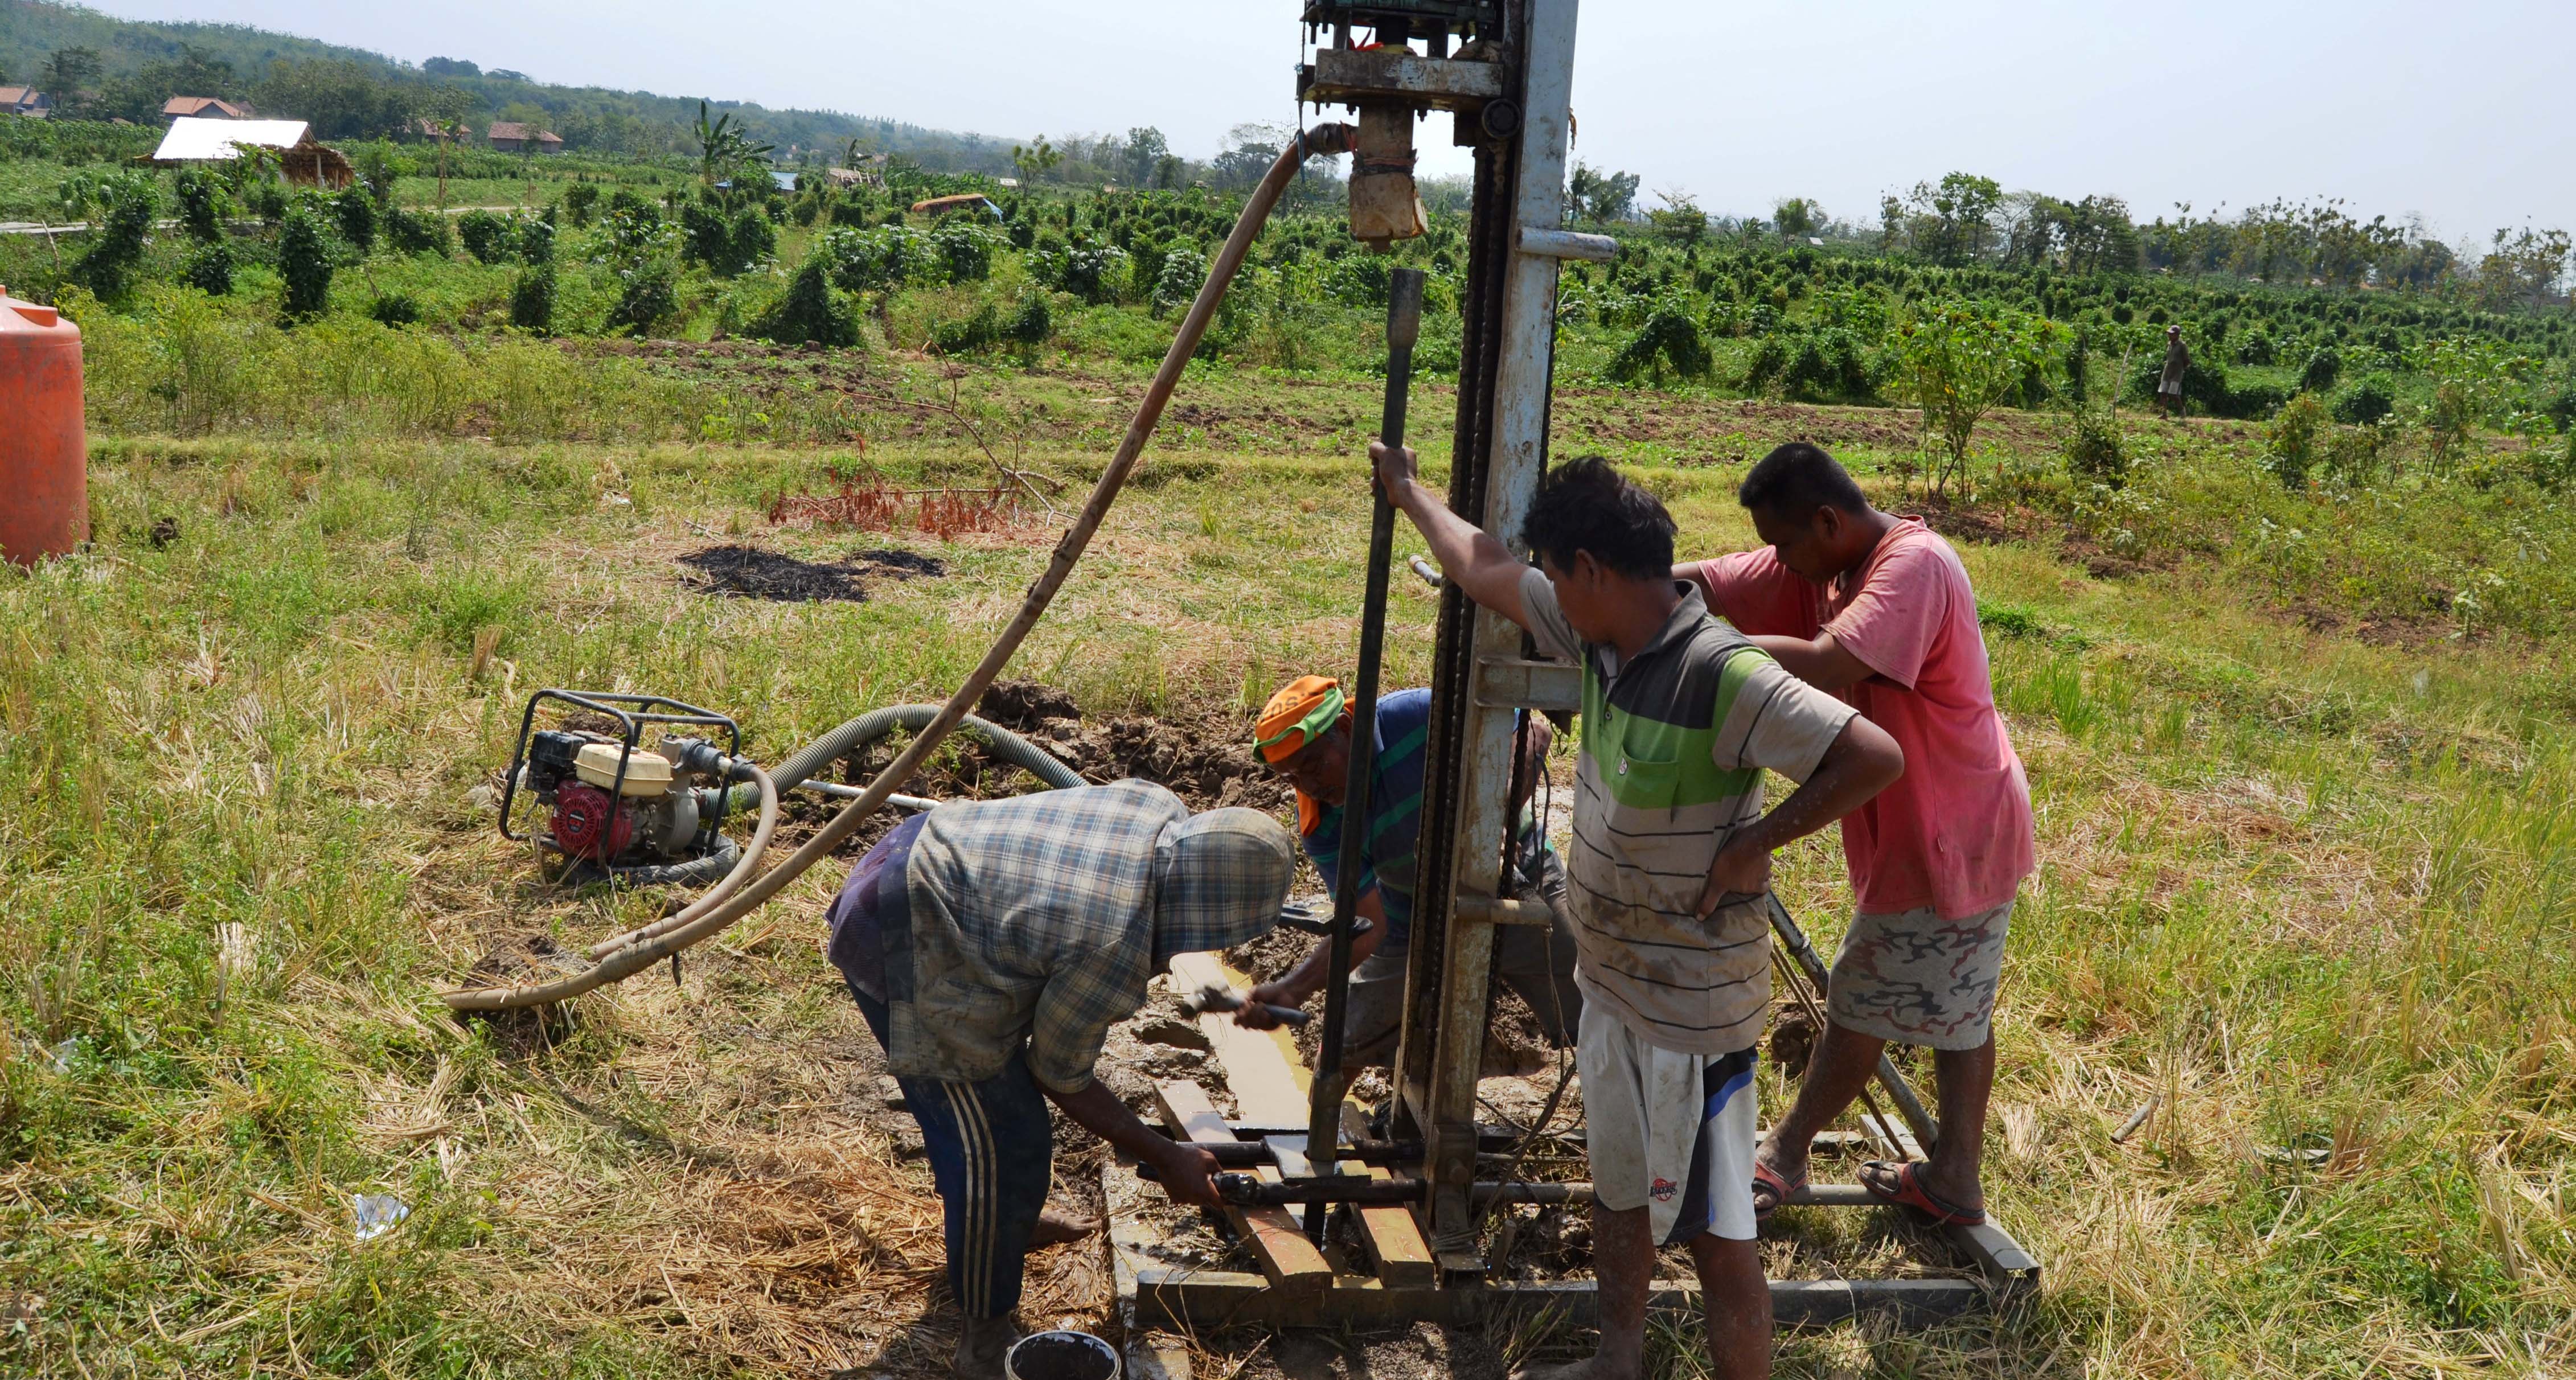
left=0, top=285, right=88, bottom=566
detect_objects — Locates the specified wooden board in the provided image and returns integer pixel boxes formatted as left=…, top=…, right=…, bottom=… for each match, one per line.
left=1154, top=1081, right=1331, bottom=1296
left=1168, top=951, right=1308, bottom=1116
left=1343, top=1102, right=1438, bottom=1287
left=1164, top=950, right=1438, bottom=1287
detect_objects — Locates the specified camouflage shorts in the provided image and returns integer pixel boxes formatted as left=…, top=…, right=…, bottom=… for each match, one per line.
left=1826, top=901, right=2014, bottom=1050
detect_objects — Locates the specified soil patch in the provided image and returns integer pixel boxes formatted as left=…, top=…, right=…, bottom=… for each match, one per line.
left=853, top=547, right=947, bottom=579
left=677, top=544, right=872, bottom=603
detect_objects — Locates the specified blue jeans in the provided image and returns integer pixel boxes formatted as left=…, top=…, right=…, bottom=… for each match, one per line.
left=844, top=979, right=1055, bottom=1320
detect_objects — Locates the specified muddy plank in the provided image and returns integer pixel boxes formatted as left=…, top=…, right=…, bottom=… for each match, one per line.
left=1340, top=1102, right=1437, bottom=1288
left=1152, top=1081, right=1332, bottom=1296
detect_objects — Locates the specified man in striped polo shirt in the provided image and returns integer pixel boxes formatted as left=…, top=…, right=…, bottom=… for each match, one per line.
left=1234, top=676, right=1582, bottom=1079
left=1376, top=444, right=1903, bottom=1380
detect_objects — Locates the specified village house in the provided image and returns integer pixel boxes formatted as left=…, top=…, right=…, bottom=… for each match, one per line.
left=486, top=121, right=564, bottom=154
left=161, top=96, right=248, bottom=121
left=0, top=85, right=54, bottom=118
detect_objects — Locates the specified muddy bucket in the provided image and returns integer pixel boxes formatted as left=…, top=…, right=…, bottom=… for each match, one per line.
left=1004, top=1330, right=1119, bottom=1380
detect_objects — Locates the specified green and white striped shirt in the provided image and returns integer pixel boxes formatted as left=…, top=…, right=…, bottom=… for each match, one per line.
left=1519, top=568, right=1857, bottom=1055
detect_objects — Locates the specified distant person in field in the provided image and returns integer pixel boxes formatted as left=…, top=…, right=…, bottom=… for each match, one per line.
left=2157, top=323, right=2189, bottom=417
left=1380, top=443, right=1902, bottom=1380
left=1677, top=441, right=2034, bottom=1235
left=1234, top=675, right=1582, bottom=1078
left=822, top=783, right=1297, bottom=1377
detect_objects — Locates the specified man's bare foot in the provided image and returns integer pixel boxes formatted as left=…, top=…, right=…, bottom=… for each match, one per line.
left=1512, top=1353, right=1641, bottom=1380
left=953, top=1317, right=1017, bottom=1378
left=1028, top=1205, right=1101, bottom=1248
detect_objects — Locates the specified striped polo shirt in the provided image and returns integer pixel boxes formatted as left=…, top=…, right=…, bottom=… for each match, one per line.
left=1518, top=567, right=1857, bottom=1056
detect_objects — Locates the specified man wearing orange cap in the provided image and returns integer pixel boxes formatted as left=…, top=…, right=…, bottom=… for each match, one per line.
left=1240, top=675, right=1581, bottom=1079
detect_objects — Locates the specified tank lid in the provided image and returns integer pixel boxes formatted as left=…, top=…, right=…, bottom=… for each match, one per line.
left=0, top=286, right=63, bottom=329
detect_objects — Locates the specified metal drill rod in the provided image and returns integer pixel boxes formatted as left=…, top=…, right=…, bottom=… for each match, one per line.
left=1303, top=265, right=1427, bottom=1241
left=1764, top=893, right=1942, bottom=1153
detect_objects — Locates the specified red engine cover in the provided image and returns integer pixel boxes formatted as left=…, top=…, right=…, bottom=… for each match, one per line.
left=549, top=782, right=635, bottom=861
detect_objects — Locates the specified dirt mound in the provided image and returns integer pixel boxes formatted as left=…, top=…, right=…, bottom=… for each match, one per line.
left=975, top=678, right=1081, bottom=730
left=676, top=544, right=871, bottom=603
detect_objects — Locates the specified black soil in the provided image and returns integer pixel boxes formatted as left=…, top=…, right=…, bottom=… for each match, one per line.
left=853, top=547, right=947, bottom=579
left=678, top=544, right=872, bottom=602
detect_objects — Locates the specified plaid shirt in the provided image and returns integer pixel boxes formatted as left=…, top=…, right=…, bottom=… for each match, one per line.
left=874, top=780, right=1293, bottom=1092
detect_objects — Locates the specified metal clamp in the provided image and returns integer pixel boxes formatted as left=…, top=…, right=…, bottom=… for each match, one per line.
left=1516, top=227, right=1617, bottom=262
left=1453, top=893, right=1552, bottom=927
left=1473, top=655, right=1581, bottom=712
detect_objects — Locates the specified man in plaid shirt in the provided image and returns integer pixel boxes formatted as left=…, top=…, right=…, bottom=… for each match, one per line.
left=826, top=778, right=1298, bottom=1376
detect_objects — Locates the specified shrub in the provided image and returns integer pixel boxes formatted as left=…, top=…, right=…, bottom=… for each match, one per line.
left=1029, top=238, right=1130, bottom=306
left=2299, top=345, right=2341, bottom=395
left=370, top=291, right=421, bottom=327
left=606, top=258, right=679, bottom=336
left=182, top=241, right=233, bottom=297
left=2332, top=372, right=2397, bottom=425
left=1006, top=291, right=1052, bottom=348
left=2264, top=392, right=2327, bottom=488
left=932, top=301, right=1002, bottom=355
left=933, top=221, right=1000, bottom=282
left=173, top=167, right=225, bottom=244
left=1607, top=310, right=1713, bottom=385
left=519, top=215, right=554, bottom=266
left=457, top=210, right=512, bottom=264
left=277, top=206, right=333, bottom=321
left=727, top=207, right=776, bottom=272
left=334, top=188, right=377, bottom=256
left=1151, top=245, right=1207, bottom=317
left=2062, top=409, right=2126, bottom=487
left=384, top=207, right=451, bottom=257
left=509, top=265, right=556, bottom=335
left=560, top=182, right=598, bottom=227
left=754, top=258, right=859, bottom=347
left=73, top=172, right=156, bottom=298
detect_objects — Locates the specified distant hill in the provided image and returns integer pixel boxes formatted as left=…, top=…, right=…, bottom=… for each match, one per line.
left=0, top=0, right=1019, bottom=171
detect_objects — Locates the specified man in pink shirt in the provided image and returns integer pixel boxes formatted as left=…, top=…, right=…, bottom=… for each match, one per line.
left=1678, top=442, right=2034, bottom=1228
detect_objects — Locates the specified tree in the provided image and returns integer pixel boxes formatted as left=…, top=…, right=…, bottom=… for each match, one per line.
left=1122, top=127, right=1170, bottom=188
left=253, top=59, right=419, bottom=138
left=1889, top=300, right=2064, bottom=496
left=694, top=101, right=776, bottom=196
left=1894, top=172, right=2003, bottom=266
left=42, top=46, right=102, bottom=117
left=417, top=85, right=478, bottom=208
left=1567, top=162, right=1640, bottom=223
left=1773, top=196, right=1820, bottom=240
left=1011, top=135, right=1061, bottom=183
left=1648, top=190, right=1707, bottom=244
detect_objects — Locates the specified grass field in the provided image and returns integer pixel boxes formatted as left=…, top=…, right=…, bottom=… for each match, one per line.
left=5, top=345, right=2575, bottom=1379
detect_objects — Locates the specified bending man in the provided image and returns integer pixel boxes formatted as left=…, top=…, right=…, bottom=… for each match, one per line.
left=824, top=780, right=1298, bottom=1377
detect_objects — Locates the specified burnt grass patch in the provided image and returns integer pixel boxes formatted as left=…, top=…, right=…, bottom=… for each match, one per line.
left=677, top=544, right=874, bottom=602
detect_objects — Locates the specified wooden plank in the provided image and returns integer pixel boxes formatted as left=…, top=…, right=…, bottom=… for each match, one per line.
left=1152, top=1081, right=1331, bottom=1296
left=1341, top=1102, right=1438, bottom=1288
left=1168, top=951, right=1308, bottom=1118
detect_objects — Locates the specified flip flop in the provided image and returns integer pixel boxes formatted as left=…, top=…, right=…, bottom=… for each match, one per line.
left=1750, top=1161, right=1806, bottom=1224
left=1859, top=1159, right=1987, bottom=1227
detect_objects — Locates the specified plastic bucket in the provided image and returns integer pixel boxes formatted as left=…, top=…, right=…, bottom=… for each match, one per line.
left=1004, top=1329, right=1120, bottom=1380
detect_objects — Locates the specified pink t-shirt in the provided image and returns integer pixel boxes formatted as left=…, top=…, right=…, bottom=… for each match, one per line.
left=1695, top=520, right=2033, bottom=918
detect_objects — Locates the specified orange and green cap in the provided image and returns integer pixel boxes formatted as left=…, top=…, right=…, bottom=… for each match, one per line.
left=1254, top=675, right=1349, bottom=764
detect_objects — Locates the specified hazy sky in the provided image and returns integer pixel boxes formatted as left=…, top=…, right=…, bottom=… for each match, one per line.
left=92, top=0, right=2576, bottom=245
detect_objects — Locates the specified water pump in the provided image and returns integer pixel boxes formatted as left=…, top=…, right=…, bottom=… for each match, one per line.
left=498, top=691, right=748, bottom=880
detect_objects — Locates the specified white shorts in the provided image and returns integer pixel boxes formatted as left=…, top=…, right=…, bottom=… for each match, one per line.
left=1577, top=1011, right=1760, bottom=1244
